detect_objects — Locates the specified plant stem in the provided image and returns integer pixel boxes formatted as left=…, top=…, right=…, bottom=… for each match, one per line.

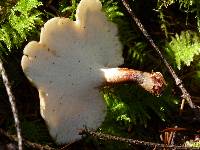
left=0, top=59, right=22, bottom=150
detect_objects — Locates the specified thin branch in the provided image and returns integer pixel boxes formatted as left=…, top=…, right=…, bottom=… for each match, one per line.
left=79, top=129, right=197, bottom=150
left=0, top=59, right=23, bottom=150
left=0, top=128, right=55, bottom=150
left=121, top=0, right=200, bottom=119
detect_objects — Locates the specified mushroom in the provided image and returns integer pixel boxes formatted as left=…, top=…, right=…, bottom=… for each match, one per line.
left=21, top=0, right=166, bottom=144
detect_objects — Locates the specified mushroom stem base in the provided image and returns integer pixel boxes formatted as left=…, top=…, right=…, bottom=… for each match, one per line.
left=101, top=68, right=166, bottom=96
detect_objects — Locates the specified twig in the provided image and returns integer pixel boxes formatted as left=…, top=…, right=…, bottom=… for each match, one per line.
left=121, top=0, right=200, bottom=119
left=0, top=128, right=55, bottom=150
left=0, top=59, right=23, bottom=150
left=79, top=129, right=197, bottom=150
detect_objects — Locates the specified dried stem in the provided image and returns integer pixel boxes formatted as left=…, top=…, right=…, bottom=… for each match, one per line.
left=0, top=59, right=23, bottom=150
left=0, top=128, right=55, bottom=150
left=79, top=129, right=195, bottom=150
left=121, top=0, right=200, bottom=119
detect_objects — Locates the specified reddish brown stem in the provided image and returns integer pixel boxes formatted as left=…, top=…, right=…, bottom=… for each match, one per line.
left=101, top=68, right=166, bottom=96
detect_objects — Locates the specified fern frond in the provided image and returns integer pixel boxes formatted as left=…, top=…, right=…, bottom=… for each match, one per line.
left=13, top=0, right=41, bottom=13
left=101, top=0, right=124, bottom=21
left=179, top=0, right=193, bottom=8
left=156, top=0, right=194, bottom=37
left=157, top=0, right=175, bottom=9
left=59, top=0, right=78, bottom=20
left=0, top=0, right=17, bottom=24
left=0, top=0, right=42, bottom=51
left=165, top=30, right=200, bottom=70
left=0, top=25, right=12, bottom=49
left=157, top=0, right=193, bottom=9
left=102, top=84, right=177, bottom=129
left=127, top=42, right=147, bottom=67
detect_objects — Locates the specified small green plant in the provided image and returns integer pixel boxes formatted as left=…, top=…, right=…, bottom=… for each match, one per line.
left=165, top=30, right=200, bottom=70
left=101, top=0, right=124, bottom=21
left=126, top=42, right=147, bottom=67
left=0, top=0, right=42, bottom=51
left=101, top=84, right=178, bottom=133
left=59, top=0, right=79, bottom=20
left=156, top=0, right=198, bottom=37
left=185, top=140, right=200, bottom=148
left=59, top=0, right=124, bottom=22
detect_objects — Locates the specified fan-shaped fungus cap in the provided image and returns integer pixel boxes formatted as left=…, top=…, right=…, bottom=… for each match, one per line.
left=21, top=0, right=123, bottom=144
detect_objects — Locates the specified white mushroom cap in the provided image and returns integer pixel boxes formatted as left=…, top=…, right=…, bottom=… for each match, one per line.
left=21, top=0, right=123, bottom=144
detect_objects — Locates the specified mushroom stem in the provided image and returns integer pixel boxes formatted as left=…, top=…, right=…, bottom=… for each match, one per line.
left=101, top=68, right=166, bottom=95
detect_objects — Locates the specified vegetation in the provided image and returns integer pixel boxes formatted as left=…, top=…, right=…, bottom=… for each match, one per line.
left=165, top=30, right=200, bottom=70
left=0, top=0, right=42, bottom=52
left=0, top=0, right=199, bottom=149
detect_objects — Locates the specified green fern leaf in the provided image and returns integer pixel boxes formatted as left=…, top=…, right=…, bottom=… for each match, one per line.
left=102, top=84, right=177, bottom=129
left=101, top=0, right=124, bottom=21
left=166, top=31, right=200, bottom=70
left=13, top=0, right=42, bottom=14
left=0, top=0, right=42, bottom=51
left=0, top=25, right=12, bottom=49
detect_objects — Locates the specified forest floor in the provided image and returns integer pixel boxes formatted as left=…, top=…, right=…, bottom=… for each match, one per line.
left=0, top=0, right=200, bottom=149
